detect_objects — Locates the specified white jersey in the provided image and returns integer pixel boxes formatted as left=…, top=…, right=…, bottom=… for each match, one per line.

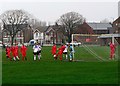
left=63, top=45, right=68, bottom=53
left=33, top=45, right=38, bottom=53
left=38, top=45, right=42, bottom=51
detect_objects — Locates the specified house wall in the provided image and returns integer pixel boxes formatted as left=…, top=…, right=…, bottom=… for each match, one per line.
left=75, top=22, right=94, bottom=34
left=33, top=30, right=44, bottom=45
left=2, top=30, right=24, bottom=45
left=23, top=29, right=33, bottom=43
left=93, top=30, right=109, bottom=34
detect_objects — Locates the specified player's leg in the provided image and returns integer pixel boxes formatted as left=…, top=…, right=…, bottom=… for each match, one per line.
left=110, top=50, right=112, bottom=60
left=54, top=53, right=58, bottom=60
left=6, top=53, right=8, bottom=58
left=22, top=53, right=24, bottom=61
left=69, top=52, right=72, bottom=61
left=65, top=52, right=68, bottom=59
left=113, top=50, right=115, bottom=59
left=8, top=53, right=11, bottom=61
left=38, top=51, right=41, bottom=60
left=8, top=53, right=12, bottom=61
left=59, top=54, right=62, bottom=61
left=13, top=53, right=17, bottom=61
left=16, top=55, right=19, bottom=61
left=13, top=56, right=16, bottom=61
left=24, top=53, right=27, bottom=61
left=33, top=52, right=37, bottom=61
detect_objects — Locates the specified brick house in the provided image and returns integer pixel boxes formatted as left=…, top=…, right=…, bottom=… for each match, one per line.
left=1, top=24, right=30, bottom=45
left=75, top=22, right=94, bottom=34
left=2, top=29, right=24, bottom=45
left=113, top=17, right=120, bottom=33
left=112, top=17, right=120, bottom=44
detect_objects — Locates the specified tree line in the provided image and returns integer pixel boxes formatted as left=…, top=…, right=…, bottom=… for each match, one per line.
left=0, top=10, right=85, bottom=45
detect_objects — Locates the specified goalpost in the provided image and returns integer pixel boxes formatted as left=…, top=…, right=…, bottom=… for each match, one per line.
left=72, top=34, right=104, bottom=61
left=71, top=34, right=119, bottom=61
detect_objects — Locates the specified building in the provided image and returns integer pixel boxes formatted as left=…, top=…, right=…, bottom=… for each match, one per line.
left=118, top=1, right=120, bottom=17
left=113, top=17, right=120, bottom=34
left=75, top=22, right=94, bottom=34
left=88, top=23, right=112, bottom=34
left=23, top=28, right=33, bottom=43
left=33, top=26, right=47, bottom=45
left=112, top=17, right=120, bottom=44
left=2, top=29, right=24, bottom=45
left=1, top=24, right=29, bottom=45
left=45, top=25, right=64, bottom=44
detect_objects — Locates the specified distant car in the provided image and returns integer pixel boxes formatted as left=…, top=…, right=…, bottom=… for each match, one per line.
left=66, top=41, right=81, bottom=46
left=70, top=42, right=81, bottom=46
left=29, top=39, right=37, bottom=46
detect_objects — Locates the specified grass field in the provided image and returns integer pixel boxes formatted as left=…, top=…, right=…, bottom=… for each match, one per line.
left=2, top=46, right=119, bottom=84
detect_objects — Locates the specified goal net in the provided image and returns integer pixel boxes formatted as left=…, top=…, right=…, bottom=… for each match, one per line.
left=72, top=34, right=119, bottom=62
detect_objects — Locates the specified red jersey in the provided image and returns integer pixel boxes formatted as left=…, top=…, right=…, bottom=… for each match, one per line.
left=61, top=45, right=66, bottom=52
left=110, top=43, right=116, bottom=59
left=52, top=45, right=57, bottom=55
left=58, top=47, right=63, bottom=55
left=110, top=43, right=115, bottom=52
left=15, top=46, right=19, bottom=56
left=6, top=47, right=11, bottom=57
left=11, top=46, right=16, bottom=57
left=21, top=45, right=27, bottom=56
left=57, top=46, right=63, bottom=60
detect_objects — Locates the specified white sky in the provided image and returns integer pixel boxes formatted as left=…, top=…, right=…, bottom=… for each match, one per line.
left=0, top=0, right=119, bottom=24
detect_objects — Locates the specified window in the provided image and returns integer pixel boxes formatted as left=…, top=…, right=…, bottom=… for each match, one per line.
left=4, top=32, right=7, bottom=37
left=36, top=32, right=38, bottom=38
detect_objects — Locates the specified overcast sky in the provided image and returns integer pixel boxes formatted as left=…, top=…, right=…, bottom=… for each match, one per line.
left=0, top=0, right=119, bottom=24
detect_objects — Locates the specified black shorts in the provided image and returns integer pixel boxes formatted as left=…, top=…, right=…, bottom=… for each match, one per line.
left=63, top=52, right=67, bottom=54
left=37, top=50, right=41, bottom=55
left=33, top=52, right=37, bottom=55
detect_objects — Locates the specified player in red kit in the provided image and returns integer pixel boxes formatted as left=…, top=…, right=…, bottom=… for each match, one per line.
left=52, top=43, right=57, bottom=60
left=6, top=45, right=11, bottom=60
left=11, top=45, right=16, bottom=61
left=57, top=44, right=65, bottom=61
left=110, top=42, right=116, bottom=60
left=15, top=44, right=19, bottom=60
left=20, top=44, right=27, bottom=61
left=61, top=44, right=66, bottom=52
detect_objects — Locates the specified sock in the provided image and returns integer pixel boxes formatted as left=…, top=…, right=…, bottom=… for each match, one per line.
left=66, top=55, right=68, bottom=59
left=34, top=55, right=36, bottom=60
left=13, top=57, right=16, bottom=61
left=38, top=55, right=40, bottom=60
left=16, top=56, right=19, bottom=60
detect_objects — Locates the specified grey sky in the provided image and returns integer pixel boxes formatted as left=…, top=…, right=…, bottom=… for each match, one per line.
left=0, top=0, right=119, bottom=24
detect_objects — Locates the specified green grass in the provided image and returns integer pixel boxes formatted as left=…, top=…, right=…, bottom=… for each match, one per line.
left=2, top=46, right=119, bottom=84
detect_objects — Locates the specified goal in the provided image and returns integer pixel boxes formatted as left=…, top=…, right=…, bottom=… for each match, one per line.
left=71, top=34, right=119, bottom=61
left=72, top=34, right=101, bottom=45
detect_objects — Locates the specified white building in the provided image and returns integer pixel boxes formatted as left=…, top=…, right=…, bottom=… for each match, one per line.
left=33, top=27, right=47, bottom=45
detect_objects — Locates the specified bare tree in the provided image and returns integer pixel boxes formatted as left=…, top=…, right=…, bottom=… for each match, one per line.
left=0, top=10, right=30, bottom=45
left=57, top=12, right=85, bottom=42
left=28, top=18, right=47, bottom=32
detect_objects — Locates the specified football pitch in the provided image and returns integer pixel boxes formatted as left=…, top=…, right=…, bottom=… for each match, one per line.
left=2, top=46, right=119, bottom=84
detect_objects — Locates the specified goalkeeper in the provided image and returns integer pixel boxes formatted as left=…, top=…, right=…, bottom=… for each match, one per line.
left=68, top=44, right=75, bottom=61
